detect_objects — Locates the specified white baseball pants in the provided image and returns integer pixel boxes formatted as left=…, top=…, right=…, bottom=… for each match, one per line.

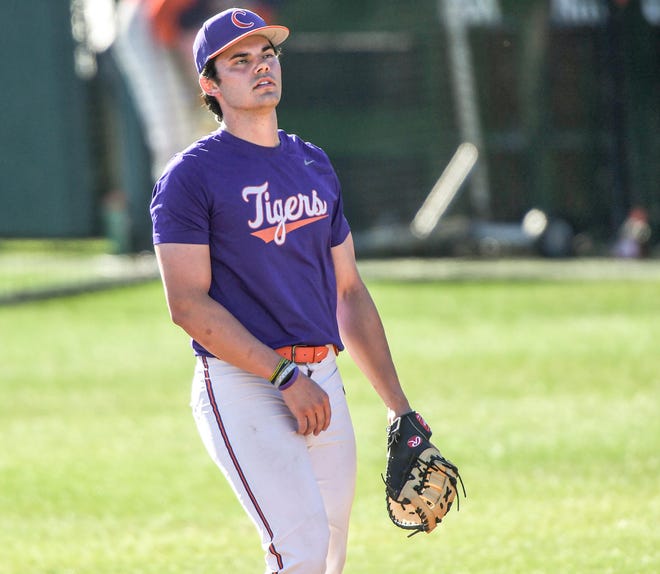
left=191, top=352, right=357, bottom=574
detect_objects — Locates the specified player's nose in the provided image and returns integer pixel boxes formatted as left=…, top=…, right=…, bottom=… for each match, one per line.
left=255, top=59, right=270, bottom=74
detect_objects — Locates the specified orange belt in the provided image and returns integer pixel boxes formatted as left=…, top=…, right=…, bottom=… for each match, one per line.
left=275, top=344, right=337, bottom=364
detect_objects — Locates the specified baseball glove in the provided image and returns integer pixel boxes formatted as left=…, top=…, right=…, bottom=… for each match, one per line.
left=384, top=411, right=465, bottom=535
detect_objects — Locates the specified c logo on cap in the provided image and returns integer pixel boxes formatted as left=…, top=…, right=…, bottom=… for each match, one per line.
left=231, top=10, right=255, bottom=29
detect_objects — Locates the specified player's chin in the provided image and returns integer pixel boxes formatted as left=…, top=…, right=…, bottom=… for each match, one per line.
left=253, top=92, right=281, bottom=107
left=256, top=87, right=280, bottom=99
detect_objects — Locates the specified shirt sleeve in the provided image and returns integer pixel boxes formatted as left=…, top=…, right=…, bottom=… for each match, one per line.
left=329, top=169, right=351, bottom=247
left=150, top=155, right=210, bottom=245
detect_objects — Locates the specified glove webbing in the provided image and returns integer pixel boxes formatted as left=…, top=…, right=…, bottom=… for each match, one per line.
left=420, top=453, right=466, bottom=511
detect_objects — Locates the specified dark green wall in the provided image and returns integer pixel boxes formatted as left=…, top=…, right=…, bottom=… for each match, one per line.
left=0, top=0, right=93, bottom=236
left=0, top=0, right=657, bottom=247
left=277, top=0, right=659, bottom=240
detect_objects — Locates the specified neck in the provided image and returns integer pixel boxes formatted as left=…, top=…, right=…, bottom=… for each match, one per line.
left=221, top=110, right=279, bottom=147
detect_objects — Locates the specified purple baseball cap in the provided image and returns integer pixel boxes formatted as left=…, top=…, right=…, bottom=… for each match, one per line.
left=193, top=8, right=290, bottom=74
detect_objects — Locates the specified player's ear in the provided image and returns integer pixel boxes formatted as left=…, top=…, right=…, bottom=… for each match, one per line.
left=199, top=75, right=220, bottom=96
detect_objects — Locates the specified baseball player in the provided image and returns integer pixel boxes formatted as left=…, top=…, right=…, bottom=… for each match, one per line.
left=150, top=8, right=413, bottom=573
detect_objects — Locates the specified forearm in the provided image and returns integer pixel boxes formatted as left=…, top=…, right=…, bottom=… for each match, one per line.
left=337, top=282, right=411, bottom=418
left=173, top=293, right=330, bottom=434
left=155, top=243, right=330, bottom=436
left=169, top=292, right=280, bottom=379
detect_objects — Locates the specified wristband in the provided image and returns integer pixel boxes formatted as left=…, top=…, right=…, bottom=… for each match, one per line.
left=277, top=365, right=300, bottom=391
left=269, top=357, right=290, bottom=384
left=272, top=361, right=297, bottom=389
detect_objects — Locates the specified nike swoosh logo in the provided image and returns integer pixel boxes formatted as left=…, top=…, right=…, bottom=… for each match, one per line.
left=304, top=159, right=315, bottom=166
left=250, top=215, right=328, bottom=244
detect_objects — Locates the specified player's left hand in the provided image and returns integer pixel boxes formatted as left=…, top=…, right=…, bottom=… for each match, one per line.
left=384, top=411, right=465, bottom=535
left=281, top=373, right=331, bottom=435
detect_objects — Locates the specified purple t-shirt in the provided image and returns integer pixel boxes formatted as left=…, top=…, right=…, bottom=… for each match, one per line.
left=150, top=129, right=351, bottom=356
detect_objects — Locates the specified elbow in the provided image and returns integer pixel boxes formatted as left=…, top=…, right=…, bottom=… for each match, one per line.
left=168, top=307, right=186, bottom=328
left=166, top=297, right=196, bottom=329
left=337, top=277, right=368, bottom=304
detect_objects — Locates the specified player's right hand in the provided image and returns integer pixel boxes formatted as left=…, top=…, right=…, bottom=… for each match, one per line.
left=281, top=373, right=331, bottom=436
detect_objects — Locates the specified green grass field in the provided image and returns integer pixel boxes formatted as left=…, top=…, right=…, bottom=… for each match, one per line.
left=1, top=267, right=659, bottom=573
left=0, top=239, right=159, bottom=303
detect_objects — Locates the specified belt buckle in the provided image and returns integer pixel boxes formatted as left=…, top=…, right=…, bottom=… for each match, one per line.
left=290, top=344, right=326, bottom=363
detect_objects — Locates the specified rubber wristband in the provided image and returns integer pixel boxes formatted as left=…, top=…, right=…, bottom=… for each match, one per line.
left=273, top=361, right=297, bottom=389
left=278, top=366, right=300, bottom=391
left=269, top=358, right=290, bottom=384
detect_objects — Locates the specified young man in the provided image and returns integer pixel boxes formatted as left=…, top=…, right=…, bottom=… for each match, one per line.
left=150, top=8, right=412, bottom=573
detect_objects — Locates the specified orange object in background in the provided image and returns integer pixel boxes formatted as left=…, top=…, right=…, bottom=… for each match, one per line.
left=146, top=0, right=198, bottom=45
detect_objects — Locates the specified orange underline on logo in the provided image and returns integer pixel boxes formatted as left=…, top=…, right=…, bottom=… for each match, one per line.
left=250, top=215, right=328, bottom=243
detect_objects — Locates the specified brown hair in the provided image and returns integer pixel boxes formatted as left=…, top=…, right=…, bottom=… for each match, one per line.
left=200, top=61, right=223, bottom=122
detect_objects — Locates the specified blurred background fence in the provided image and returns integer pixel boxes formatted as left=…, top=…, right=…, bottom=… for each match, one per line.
left=1, top=0, right=658, bottom=301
